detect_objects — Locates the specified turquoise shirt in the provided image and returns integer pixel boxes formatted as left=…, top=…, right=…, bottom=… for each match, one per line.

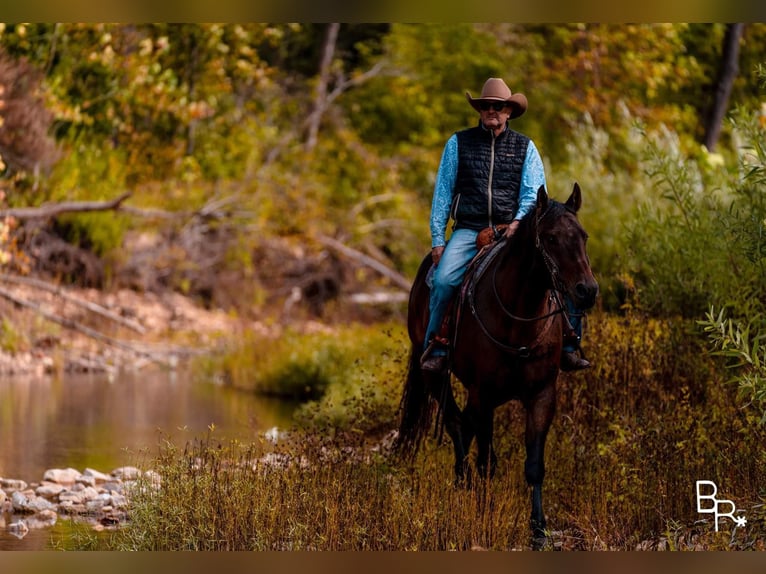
left=429, top=132, right=547, bottom=248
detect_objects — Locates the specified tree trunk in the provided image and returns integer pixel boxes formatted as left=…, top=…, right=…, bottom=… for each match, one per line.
left=703, top=23, right=745, bottom=152
left=305, top=23, right=340, bottom=152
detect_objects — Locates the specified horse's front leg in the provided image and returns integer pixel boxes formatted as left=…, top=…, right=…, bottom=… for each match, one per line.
left=523, top=385, right=556, bottom=543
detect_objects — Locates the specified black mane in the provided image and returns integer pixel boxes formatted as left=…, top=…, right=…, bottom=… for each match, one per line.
left=508, top=196, right=570, bottom=249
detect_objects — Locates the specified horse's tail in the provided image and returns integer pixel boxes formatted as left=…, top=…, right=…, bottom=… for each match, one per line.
left=396, top=344, right=442, bottom=458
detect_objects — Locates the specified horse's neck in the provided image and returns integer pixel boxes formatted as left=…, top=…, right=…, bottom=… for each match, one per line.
left=494, top=236, right=550, bottom=309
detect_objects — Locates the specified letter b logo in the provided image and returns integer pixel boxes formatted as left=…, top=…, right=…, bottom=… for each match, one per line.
left=696, top=480, right=744, bottom=531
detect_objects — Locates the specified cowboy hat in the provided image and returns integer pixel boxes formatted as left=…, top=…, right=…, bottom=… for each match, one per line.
left=466, top=77, right=527, bottom=119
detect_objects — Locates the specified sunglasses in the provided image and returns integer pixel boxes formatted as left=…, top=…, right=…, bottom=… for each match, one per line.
left=478, top=101, right=508, bottom=112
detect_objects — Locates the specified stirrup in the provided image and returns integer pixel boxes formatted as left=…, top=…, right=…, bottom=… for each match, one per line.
left=421, top=353, right=448, bottom=372
left=420, top=338, right=449, bottom=372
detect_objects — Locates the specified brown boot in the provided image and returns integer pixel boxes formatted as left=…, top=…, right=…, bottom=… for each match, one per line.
left=420, top=339, right=449, bottom=372
left=560, top=350, right=590, bottom=372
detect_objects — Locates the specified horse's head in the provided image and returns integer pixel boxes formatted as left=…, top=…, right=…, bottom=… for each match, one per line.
left=534, top=183, right=599, bottom=310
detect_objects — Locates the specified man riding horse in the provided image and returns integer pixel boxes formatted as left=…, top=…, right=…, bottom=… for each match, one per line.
left=420, top=77, right=590, bottom=373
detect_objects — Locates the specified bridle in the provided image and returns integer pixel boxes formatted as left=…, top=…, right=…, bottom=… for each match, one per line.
left=466, top=206, right=580, bottom=356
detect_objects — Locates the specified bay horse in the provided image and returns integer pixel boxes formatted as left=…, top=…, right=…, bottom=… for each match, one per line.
left=397, top=183, right=598, bottom=544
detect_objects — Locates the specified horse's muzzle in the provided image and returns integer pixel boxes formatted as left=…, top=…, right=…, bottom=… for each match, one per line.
left=573, top=280, right=599, bottom=310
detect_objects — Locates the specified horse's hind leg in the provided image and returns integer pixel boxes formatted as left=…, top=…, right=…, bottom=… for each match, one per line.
left=431, top=373, right=469, bottom=484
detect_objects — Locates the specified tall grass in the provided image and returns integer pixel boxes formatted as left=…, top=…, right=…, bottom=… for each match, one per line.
left=108, top=436, right=536, bottom=551
left=94, top=313, right=766, bottom=551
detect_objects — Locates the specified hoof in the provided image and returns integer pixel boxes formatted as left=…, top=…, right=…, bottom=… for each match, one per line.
left=530, top=520, right=552, bottom=551
left=453, top=467, right=473, bottom=490
left=530, top=526, right=559, bottom=551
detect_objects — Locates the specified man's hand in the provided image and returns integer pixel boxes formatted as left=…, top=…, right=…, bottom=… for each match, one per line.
left=503, top=220, right=521, bottom=239
left=431, top=246, right=445, bottom=265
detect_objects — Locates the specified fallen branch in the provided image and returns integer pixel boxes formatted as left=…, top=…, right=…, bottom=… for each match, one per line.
left=315, top=234, right=411, bottom=292
left=0, top=273, right=147, bottom=334
left=0, top=191, right=132, bottom=220
left=347, top=291, right=408, bottom=305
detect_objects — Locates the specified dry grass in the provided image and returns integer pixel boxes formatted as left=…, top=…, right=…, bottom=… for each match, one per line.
left=94, top=312, right=766, bottom=551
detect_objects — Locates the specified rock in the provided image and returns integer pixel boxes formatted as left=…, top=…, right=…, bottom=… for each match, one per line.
left=57, top=500, right=87, bottom=515
left=86, top=498, right=106, bottom=512
left=59, top=486, right=99, bottom=505
left=25, top=496, right=56, bottom=513
left=144, top=470, right=162, bottom=488
left=112, top=466, right=142, bottom=480
left=75, top=474, right=96, bottom=487
left=43, top=468, right=81, bottom=484
left=98, top=480, right=121, bottom=493
left=36, top=482, right=66, bottom=498
left=11, top=490, right=55, bottom=513
left=0, top=489, right=6, bottom=505
left=10, top=491, right=30, bottom=512
left=1, top=478, right=28, bottom=491
left=83, top=468, right=112, bottom=483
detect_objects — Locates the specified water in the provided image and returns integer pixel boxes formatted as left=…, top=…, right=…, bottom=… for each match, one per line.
left=0, top=367, right=296, bottom=550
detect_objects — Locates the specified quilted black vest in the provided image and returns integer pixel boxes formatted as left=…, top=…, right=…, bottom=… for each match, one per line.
left=452, top=123, right=529, bottom=231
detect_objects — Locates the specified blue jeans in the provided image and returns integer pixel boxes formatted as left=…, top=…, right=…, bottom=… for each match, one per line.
left=424, top=228, right=479, bottom=354
left=424, top=227, right=584, bottom=355
left=563, top=295, right=583, bottom=353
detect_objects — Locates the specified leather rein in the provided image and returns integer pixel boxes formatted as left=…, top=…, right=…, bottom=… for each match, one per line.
left=466, top=207, right=571, bottom=357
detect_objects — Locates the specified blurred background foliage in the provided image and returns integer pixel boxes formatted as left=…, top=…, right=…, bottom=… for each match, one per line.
left=0, top=23, right=765, bottom=416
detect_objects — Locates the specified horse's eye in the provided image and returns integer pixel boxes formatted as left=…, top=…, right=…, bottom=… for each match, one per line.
left=546, top=234, right=558, bottom=245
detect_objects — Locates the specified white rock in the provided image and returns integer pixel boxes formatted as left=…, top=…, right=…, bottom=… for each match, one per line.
left=86, top=499, right=105, bottom=512
left=1, top=478, right=28, bottom=491
left=59, top=486, right=99, bottom=505
left=144, top=470, right=162, bottom=488
left=43, top=468, right=81, bottom=484
left=26, top=496, right=56, bottom=513
left=110, top=493, right=128, bottom=509
left=36, top=482, right=66, bottom=498
left=10, top=491, right=29, bottom=512
left=56, top=500, right=85, bottom=515
left=112, top=466, right=142, bottom=480
left=101, top=481, right=123, bottom=493
left=11, top=491, right=55, bottom=513
left=75, top=474, right=96, bottom=487
left=83, top=468, right=112, bottom=483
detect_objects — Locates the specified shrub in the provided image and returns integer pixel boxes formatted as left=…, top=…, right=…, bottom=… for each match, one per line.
left=195, top=322, right=408, bottom=432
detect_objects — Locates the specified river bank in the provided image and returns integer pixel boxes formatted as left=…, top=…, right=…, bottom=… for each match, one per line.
left=0, top=280, right=324, bottom=377
left=0, top=282, right=312, bottom=548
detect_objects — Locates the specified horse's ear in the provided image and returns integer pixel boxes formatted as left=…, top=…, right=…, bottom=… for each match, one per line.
left=565, top=182, right=582, bottom=213
left=536, top=185, right=548, bottom=213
